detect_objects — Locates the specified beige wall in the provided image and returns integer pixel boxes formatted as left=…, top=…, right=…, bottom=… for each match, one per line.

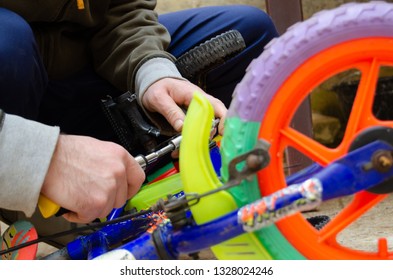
left=302, top=0, right=393, bottom=18
left=156, top=0, right=393, bottom=19
left=156, top=0, right=264, bottom=14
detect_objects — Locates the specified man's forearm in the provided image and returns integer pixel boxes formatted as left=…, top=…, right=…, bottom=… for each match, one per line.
left=0, top=112, right=60, bottom=216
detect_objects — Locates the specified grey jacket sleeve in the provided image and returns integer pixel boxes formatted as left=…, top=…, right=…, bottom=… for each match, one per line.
left=0, top=111, right=60, bottom=217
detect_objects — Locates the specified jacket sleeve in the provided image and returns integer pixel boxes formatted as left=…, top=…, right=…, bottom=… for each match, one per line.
left=90, top=0, right=183, bottom=95
left=90, top=0, right=185, bottom=135
left=0, top=110, right=60, bottom=217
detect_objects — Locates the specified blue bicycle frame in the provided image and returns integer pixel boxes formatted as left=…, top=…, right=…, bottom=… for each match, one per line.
left=56, top=138, right=393, bottom=260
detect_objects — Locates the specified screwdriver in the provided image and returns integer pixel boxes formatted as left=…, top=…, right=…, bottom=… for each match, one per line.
left=135, top=135, right=182, bottom=170
left=38, top=135, right=182, bottom=218
left=135, top=117, right=219, bottom=169
left=38, top=119, right=219, bottom=218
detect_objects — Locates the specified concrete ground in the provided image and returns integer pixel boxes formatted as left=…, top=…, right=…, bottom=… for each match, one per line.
left=0, top=220, right=57, bottom=259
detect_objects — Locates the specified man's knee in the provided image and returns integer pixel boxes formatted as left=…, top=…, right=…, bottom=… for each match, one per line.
left=0, top=8, right=37, bottom=62
left=225, top=5, right=278, bottom=45
left=0, top=8, right=47, bottom=118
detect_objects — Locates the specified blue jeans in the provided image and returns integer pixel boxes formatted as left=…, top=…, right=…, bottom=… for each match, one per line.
left=0, top=6, right=278, bottom=141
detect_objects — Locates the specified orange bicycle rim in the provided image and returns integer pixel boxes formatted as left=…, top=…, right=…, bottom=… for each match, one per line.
left=258, top=38, right=393, bottom=259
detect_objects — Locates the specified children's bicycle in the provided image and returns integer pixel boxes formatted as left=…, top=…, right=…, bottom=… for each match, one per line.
left=2, top=1, right=393, bottom=260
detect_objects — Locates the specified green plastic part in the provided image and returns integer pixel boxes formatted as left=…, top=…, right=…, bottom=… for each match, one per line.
left=126, top=173, right=183, bottom=211
left=221, top=116, right=305, bottom=260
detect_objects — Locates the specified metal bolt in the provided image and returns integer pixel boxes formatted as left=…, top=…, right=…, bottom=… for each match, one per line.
left=372, top=150, right=393, bottom=173
left=246, top=154, right=264, bottom=170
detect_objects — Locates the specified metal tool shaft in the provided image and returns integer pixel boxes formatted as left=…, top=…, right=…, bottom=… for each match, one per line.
left=135, top=135, right=182, bottom=170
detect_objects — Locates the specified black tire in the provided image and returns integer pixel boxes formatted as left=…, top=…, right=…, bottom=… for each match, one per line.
left=175, top=30, right=246, bottom=88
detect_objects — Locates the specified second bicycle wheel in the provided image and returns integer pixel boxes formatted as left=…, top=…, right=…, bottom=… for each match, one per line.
left=221, top=1, right=393, bottom=259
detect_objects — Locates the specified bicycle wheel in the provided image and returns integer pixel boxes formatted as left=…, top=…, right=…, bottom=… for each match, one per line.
left=175, top=30, right=245, bottom=89
left=221, top=1, right=393, bottom=259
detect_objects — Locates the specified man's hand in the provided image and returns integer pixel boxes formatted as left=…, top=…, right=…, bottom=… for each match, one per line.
left=40, top=135, right=145, bottom=223
left=142, top=78, right=227, bottom=135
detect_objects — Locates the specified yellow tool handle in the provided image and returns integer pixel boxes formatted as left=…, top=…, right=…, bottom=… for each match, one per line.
left=38, top=194, right=61, bottom=218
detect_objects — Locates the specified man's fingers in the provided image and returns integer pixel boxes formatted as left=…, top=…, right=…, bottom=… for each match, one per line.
left=204, top=94, right=227, bottom=120
left=114, top=173, right=128, bottom=209
left=142, top=78, right=227, bottom=134
left=218, top=118, right=225, bottom=135
left=125, top=153, right=145, bottom=199
left=63, top=211, right=94, bottom=224
left=157, top=97, right=186, bottom=132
